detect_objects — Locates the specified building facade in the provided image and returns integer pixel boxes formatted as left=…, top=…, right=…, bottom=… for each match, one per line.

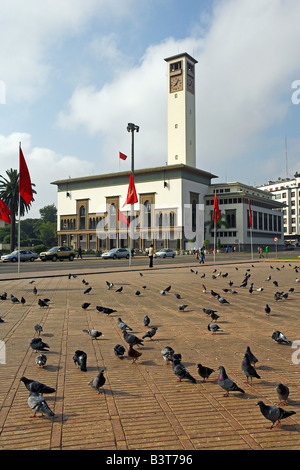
left=258, top=173, right=300, bottom=244
left=52, top=52, right=285, bottom=252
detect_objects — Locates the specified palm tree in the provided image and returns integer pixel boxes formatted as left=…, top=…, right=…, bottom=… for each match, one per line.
left=0, top=169, right=36, bottom=252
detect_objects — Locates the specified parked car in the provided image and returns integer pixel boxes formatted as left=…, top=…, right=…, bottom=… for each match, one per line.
left=284, top=244, right=295, bottom=250
left=101, top=248, right=130, bottom=259
left=1, top=250, right=38, bottom=262
left=39, top=246, right=75, bottom=261
left=154, top=248, right=176, bottom=258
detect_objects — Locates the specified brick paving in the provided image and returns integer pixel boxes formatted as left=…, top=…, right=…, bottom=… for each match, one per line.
left=0, top=257, right=299, bottom=450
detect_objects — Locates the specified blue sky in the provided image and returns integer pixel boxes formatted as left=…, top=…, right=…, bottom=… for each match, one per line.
left=0, top=0, right=299, bottom=218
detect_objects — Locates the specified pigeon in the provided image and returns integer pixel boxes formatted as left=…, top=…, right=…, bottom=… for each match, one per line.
left=210, top=312, right=220, bottom=321
left=218, top=366, right=245, bottom=397
left=178, top=304, right=188, bottom=311
left=256, top=401, right=296, bottom=429
left=265, top=304, right=271, bottom=316
left=82, top=329, right=102, bottom=339
left=114, top=344, right=125, bottom=359
left=123, top=331, right=144, bottom=347
left=81, top=302, right=90, bottom=310
left=256, top=287, right=264, bottom=292
left=11, top=295, right=20, bottom=303
left=161, top=346, right=174, bottom=365
left=142, top=326, right=158, bottom=340
left=30, top=338, right=50, bottom=352
left=165, top=286, right=171, bottom=292
left=88, top=370, right=106, bottom=393
left=0, top=292, right=7, bottom=300
left=272, top=331, right=291, bottom=345
left=210, top=290, right=219, bottom=297
left=202, top=308, right=218, bottom=316
left=106, top=281, right=114, bottom=289
left=115, top=286, right=123, bottom=293
left=84, top=287, right=92, bottom=294
left=38, top=299, right=49, bottom=308
left=0, top=317, right=4, bottom=323
left=217, top=295, right=230, bottom=305
left=128, top=344, right=142, bottom=363
left=135, top=290, right=141, bottom=296
left=273, top=281, right=279, bottom=287
left=20, top=377, right=56, bottom=394
left=207, top=323, right=223, bottom=334
left=139, top=273, right=143, bottom=277
left=73, top=350, right=87, bottom=371
left=172, top=359, right=196, bottom=383
left=241, top=353, right=261, bottom=384
left=159, top=290, right=166, bottom=295
left=21, top=296, right=26, bottom=304
left=248, top=283, right=253, bottom=294
left=35, top=354, right=47, bottom=368
left=275, top=383, right=290, bottom=406
left=28, top=392, right=55, bottom=418
left=174, top=293, right=181, bottom=299
left=34, top=324, right=43, bottom=336
left=143, top=315, right=150, bottom=327
left=266, top=275, right=271, bottom=281
left=117, top=317, right=132, bottom=331
left=96, top=306, right=117, bottom=315
left=197, top=363, right=215, bottom=382
left=33, top=286, right=37, bottom=295
left=245, top=346, right=258, bottom=368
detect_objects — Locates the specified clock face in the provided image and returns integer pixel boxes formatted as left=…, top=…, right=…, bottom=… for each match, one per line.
left=187, top=75, right=194, bottom=94
left=170, top=74, right=183, bottom=93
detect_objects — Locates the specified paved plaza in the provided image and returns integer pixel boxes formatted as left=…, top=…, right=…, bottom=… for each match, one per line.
left=0, top=257, right=299, bottom=451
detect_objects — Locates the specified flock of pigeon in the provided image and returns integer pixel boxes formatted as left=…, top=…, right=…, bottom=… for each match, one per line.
left=1, top=260, right=299, bottom=433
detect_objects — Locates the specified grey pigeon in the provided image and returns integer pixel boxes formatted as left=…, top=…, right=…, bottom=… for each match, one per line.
left=82, top=329, right=102, bottom=339
left=142, top=326, right=157, bottom=340
left=88, top=370, right=106, bottom=394
left=197, top=363, right=215, bottom=382
left=28, top=392, right=55, bottom=418
left=143, top=315, right=150, bottom=327
left=217, top=295, right=230, bottom=305
left=178, top=304, right=188, bottom=311
left=245, top=346, right=258, bottom=367
left=256, top=400, right=296, bottom=429
left=38, top=298, right=49, bottom=308
left=174, top=293, right=181, bottom=299
left=114, top=344, right=125, bottom=359
left=30, top=338, right=49, bottom=352
left=73, top=350, right=87, bottom=371
left=117, top=318, right=132, bottom=331
left=34, top=324, right=43, bottom=336
left=241, top=353, right=261, bottom=384
left=172, top=359, right=196, bottom=383
left=276, top=383, right=290, bottom=406
left=202, top=308, right=218, bottom=315
left=161, top=346, right=174, bottom=365
left=35, top=353, right=47, bottom=368
left=123, top=331, right=144, bottom=347
left=20, top=377, right=56, bottom=394
left=218, top=366, right=245, bottom=397
left=272, top=330, right=291, bottom=345
left=207, top=323, right=223, bottom=334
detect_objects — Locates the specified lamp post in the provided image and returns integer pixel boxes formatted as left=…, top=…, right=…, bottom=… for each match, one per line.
left=127, top=123, right=139, bottom=266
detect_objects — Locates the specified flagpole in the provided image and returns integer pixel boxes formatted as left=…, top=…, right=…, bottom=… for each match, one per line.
left=214, top=221, right=216, bottom=263
left=250, top=226, right=253, bottom=260
left=127, top=123, right=139, bottom=267
left=18, top=142, right=21, bottom=274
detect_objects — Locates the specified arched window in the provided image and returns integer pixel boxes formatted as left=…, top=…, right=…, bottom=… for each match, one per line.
left=144, top=200, right=151, bottom=228
left=192, top=199, right=197, bottom=232
left=79, top=206, right=86, bottom=229
left=110, top=203, right=116, bottom=229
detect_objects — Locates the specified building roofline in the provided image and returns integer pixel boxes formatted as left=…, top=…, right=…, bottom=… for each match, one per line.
left=164, top=52, right=198, bottom=64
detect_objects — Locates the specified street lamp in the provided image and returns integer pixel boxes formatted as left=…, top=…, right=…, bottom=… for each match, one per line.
left=127, top=123, right=139, bottom=265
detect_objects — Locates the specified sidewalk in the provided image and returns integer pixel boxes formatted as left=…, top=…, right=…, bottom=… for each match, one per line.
left=0, top=258, right=299, bottom=450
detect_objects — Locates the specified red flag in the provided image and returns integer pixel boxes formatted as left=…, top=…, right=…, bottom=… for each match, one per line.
left=19, top=145, right=33, bottom=205
left=118, top=209, right=129, bottom=227
left=248, top=200, right=252, bottom=228
left=212, top=192, right=220, bottom=223
left=119, top=152, right=127, bottom=161
left=122, top=172, right=138, bottom=207
left=0, top=199, right=12, bottom=224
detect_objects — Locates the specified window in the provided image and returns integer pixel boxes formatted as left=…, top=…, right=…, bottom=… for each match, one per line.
left=144, top=200, right=151, bottom=228
left=110, top=203, right=116, bottom=229
left=79, top=206, right=86, bottom=229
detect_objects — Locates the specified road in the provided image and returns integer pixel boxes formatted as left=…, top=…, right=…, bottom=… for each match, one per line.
left=0, top=249, right=298, bottom=276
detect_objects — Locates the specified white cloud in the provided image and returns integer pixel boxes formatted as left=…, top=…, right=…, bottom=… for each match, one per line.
left=56, top=0, right=300, bottom=178
left=0, top=133, right=94, bottom=218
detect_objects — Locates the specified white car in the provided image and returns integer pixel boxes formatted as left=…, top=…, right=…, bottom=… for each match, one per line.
left=1, top=250, right=38, bottom=262
left=154, top=248, right=176, bottom=258
left=101, top=248, right=130, bottom=259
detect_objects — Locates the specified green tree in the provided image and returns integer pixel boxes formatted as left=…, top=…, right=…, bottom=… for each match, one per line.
left=38, top=221, right=57, bottom=246
left=39, top=204, right=57, bottom=223
left=0, top=169, right=36, bottom=252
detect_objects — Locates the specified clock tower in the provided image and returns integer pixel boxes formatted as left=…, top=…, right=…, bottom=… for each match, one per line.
left=165, top=53, right=197, bottom=168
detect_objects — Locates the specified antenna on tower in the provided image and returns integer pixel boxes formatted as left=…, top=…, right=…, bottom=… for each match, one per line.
left=285, top=137, right=288, bottom=178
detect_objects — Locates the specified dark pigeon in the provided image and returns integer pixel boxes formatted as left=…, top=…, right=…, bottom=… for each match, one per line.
left=218, top=366, right=245, bottom=397
left=20, top=377, right=55, bottom=394
left=73, top=350, right=87, bottom=371
left=197, top=363, right=215, bottom=382
left=256, top=401, right=296, bottom=429
left=88, top=370, right=106, bottom=394
left=172, top=359, right=196, bottom=383
left=241, top=353, right=261, bottom=384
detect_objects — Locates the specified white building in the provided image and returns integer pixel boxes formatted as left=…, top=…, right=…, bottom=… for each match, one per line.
left=258, top=173, right=300, bottom=244
left=52, top=52, right=284, bottom=252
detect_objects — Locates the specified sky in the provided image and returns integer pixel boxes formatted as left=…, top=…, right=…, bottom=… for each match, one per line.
left=0, top=0, right=299, bottom=219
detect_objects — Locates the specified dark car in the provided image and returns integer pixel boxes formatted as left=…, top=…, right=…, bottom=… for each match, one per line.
left=284, top=244, right=295, bottom=251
